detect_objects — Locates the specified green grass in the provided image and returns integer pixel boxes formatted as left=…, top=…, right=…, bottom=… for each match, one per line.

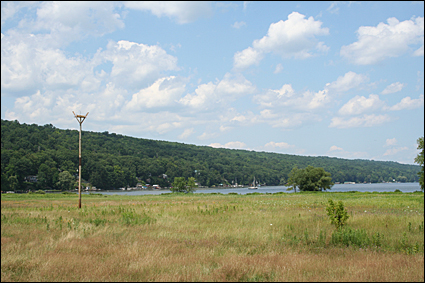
left=1, top=191, right=424, bottom=281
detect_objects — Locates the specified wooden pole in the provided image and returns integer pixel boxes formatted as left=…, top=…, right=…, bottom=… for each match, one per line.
left=73, top=111, right=88, bottom=209
left=78, top=121, right=82, bottom=208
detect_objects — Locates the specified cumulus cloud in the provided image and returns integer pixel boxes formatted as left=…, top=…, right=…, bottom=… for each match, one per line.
left=338, top=94, right=385, bottom=116
left=180, top=73, right=256, bottom=110
left=234, top=12, right=329, bottom=70
left=10, top=2, right=125, bottom=45
left=123, top=1, right=213, bottom=24
left=381, top=82, right=406, bottom=95
left=233, top=47, right=264, bottom=70
left=99, top=40, right=179, bottom=90
left=253, top=84, right=331, bottom=110
left=341, top=16, right=424, bottom=65
left=389, top=94, right=424, bottom=110
left=1, top=35, right=99, bottom=94
left=124, top=76, right=186, bottom=111
left=325, top=71, right=369, bottom=94
left=329, top=114, right=392, bottom=128
left=384, top=138, right=398, bottom=147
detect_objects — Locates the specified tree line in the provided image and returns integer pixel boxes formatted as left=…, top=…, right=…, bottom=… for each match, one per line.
left=1, top=119, right=421, bottom=191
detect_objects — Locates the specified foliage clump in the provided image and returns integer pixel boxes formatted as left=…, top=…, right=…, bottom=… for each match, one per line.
left=171, top=177, right=197, bottom=193
left=286, top=165, right=334, bottom=192
left=414, top=136, right=424, bottom=191
left=326, top=199, right=349, bottom=229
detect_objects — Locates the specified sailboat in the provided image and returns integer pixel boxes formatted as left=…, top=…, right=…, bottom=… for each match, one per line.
left=248, top=176, right=258, bottom=190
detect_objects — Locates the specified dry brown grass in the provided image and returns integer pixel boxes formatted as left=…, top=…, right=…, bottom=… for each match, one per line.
left=1, top=192, right=424, bottom=281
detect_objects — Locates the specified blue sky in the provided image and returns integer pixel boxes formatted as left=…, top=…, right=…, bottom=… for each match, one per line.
left=1, top=1, right=424, bottom=164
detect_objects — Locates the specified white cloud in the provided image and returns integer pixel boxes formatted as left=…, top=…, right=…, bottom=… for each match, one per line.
left=124, top=1, right=213, bottom=24
left=232, top=21, right=246, bottom=29
left=254, top=83, right=331, bottom=110
left=383, top=147, right=409, bottom=156
left=198, top=132, right=220, bottom=141
left=325, top=71, right=369, bottom=93
left=209, top=141, right=248, bottom=150
left=178, top=128, right=194, bottom=139
left=261, top=111, right=322, bottom=129
left=341, top=16, right=424, bottom=65
left=100, top=40, right=179, bottom=89
left=180, top=73, right=256, bottom=110
left=16, top=2, right=125, bottom=44
left=338, top=94, right=385, bottom=116
left=327, top=145, right=369, bottom=159
left=273, top=63, right=283, bottom=74
left=107, top=111, right=187, bottom=136
left=381, top=82, right=406, bottom=94
left=327, top=2, right=340, bottom=14
left=233, top=12, right=329, bottom=69
left=1, top=35, right=98, bottom=94
left=329, top=114, right=392, bottom=128
left=384, top=138, right=398, bottom=147
left=329, top=145, right=344, bottom=151
left=233, top=47, right=264, bottom=71
left=253, top=12, right=329, bottom=58
left=1, top=2, right=37, bottom=25
left=264, top=141, right=294, bottom=149
left=124, top=76, right=186, bottom=111
left=389, top=94, right=424, bottom=110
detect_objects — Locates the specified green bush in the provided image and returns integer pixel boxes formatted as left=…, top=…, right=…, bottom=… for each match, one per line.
left=326, top=199, right=349, bottom=229
left=331, top=227, right=370, bottom=247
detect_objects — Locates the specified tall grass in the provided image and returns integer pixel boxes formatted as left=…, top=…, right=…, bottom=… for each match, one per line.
left=1, top=191, right=424, bottom=281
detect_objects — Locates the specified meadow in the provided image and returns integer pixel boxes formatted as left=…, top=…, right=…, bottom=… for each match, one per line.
left=1, top=191, right=424, bottom=282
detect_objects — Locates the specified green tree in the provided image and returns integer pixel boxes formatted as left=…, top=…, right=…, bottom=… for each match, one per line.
left=8, top=175, right=18, bottom=192
left=171, top=177, right=197, bottom=193
left=285, top=166, right=299, bottom=192
left=285, top=165, right=334, bottom=192
left=414, top=137, right=424, bottom=191
left=56, top=170, right=76, bottom=191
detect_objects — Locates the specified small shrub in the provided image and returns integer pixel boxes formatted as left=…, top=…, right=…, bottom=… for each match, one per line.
left=326, top=199, right=349, bottom=229
left=331, top=227, right=370, bottom=247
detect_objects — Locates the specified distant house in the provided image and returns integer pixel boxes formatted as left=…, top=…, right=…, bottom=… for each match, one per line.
left=24, top=175, right=38, bottom=183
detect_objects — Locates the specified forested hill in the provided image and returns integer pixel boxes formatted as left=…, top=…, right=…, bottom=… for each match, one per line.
left=1, top=119, right=420, bottom=190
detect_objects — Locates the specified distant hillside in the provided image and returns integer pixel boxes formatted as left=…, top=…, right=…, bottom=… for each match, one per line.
left=1, top=119, right=420, bottom=190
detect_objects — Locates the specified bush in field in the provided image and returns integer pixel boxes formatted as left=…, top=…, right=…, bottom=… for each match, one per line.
left=326, top=199, right=349, bottom=229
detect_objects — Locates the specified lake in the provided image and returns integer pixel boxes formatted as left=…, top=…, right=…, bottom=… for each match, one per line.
left=88, top=182, right=422, bottom=196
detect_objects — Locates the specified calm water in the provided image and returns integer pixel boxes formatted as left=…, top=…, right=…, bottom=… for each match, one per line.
left=89, top=182, right=422, bottom=196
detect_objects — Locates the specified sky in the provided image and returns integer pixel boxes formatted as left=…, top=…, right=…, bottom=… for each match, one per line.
left=1, top=1, right=424, bottom=165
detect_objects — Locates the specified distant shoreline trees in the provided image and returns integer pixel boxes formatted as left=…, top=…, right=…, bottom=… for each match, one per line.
left=414, top=137, right=424, bottom=191
left=0, top=119, right=421, bottom=191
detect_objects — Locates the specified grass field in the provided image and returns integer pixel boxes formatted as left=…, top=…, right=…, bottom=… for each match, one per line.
left=1, top=191, right=424, bottom=282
